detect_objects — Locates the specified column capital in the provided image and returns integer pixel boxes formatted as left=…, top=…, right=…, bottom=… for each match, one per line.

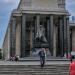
left=11, top=16, right=16, bottom=22
left=66, top=17, right=69, bottom=20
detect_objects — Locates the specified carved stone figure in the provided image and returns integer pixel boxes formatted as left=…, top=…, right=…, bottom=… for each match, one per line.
left=35, top=25, right=47, bottom=43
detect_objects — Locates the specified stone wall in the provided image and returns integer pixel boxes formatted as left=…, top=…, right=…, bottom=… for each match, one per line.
left=19, top=0, right=66, bottom=11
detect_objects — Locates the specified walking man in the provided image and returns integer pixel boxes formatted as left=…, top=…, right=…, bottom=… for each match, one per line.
left=39, top=48, right=46, bottom=68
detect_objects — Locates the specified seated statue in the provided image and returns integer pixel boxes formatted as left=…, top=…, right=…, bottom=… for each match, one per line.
left=35, top=25, right=47, bottom=43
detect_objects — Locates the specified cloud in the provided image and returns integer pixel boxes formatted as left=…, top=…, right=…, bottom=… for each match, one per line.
left=4, top=0, right=15, bottom=3
left=66, top=0, right=75, bottom=17
left=1, top=0, right=20, bottom=5
left=66, top=0, right=75, bottom=6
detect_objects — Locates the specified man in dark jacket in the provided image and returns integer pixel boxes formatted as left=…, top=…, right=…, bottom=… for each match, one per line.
left=39, top=48, right=46, bottom=68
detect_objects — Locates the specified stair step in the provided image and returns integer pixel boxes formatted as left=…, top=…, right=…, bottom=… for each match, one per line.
left=0, top=60, right=70, bottom=75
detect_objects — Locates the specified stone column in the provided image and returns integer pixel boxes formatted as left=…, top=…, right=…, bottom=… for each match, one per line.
left=34, top=15, right=40, bottom=46
left=10, top=22, right=12, bottom=57
left=33, top=17, right=36, bottom=44
left=21, top=14, right=26, bottom=57
left=16, top=23, right=21, bottom=57
left=66, top=17, right=70, bottom=54
left=46, top=18, right=49, bottom=42
left=30, top=22, right=33, bottom=56
left=34, top=16, right=37, bottom=44
left=47, top=15, right=54, bottom=56
left=36, top=15, right=40, bottom=40
left=72, top=29, right=75, bottom=50
left=59, top=17, right=64, bottom=56
left=11, top=17, right=16, bottom=57
left=8, top=25, right=11, bottom=59
left=36, top=15, right=40, bottom=31
left=63, top=16, right=67, bottom=56
left=53, top=25, right=57, bottom=57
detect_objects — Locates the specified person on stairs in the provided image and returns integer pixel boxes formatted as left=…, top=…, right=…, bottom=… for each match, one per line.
left=38, top=48, right=46, bottom=68
left=69, top=60, right=75, bottom=75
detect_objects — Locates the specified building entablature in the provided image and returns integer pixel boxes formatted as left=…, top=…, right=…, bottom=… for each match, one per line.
left=12, top=9, right=69, bottom=17
left=70, top=22, right=75, bottom=28
left=12, top=9, right=22, bottom=17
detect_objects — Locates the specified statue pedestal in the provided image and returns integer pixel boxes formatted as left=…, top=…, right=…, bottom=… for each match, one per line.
left=33, top=42, right=49, bottom=48
left=31, top=43, right=50, bottom=57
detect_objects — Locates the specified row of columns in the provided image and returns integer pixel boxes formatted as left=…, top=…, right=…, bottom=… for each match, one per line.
left=10, top=14, right=70, bottom=57
left=59, top=16, right=70, bottom=57
left=33, top=15, right=54, bottom=56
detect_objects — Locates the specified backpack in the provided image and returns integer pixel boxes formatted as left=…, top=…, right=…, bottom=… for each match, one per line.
left=39, top=51, right=45, bottom=57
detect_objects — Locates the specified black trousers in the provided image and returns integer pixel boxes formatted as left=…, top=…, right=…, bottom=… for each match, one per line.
left=40, top=56, right=45, bottom=67
left=70, top=55, right=75, bottom=63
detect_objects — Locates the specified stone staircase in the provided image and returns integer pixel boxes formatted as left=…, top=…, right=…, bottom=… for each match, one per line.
left=0, top=60, right=70, bottom=75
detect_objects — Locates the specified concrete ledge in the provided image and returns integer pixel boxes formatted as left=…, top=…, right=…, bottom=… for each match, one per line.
left=0, top=60, right=70, bottom=66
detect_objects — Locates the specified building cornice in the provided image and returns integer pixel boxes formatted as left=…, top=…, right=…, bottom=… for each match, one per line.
left=70, top=22, right=75, bottom=27
left=12, top=8, right=69, bottom=16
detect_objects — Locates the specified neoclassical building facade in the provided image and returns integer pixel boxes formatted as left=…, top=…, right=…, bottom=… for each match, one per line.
left=2, top=0, right=74, bottom=59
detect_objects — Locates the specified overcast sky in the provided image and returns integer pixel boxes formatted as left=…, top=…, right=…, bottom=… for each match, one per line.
left=0, top=0, right=75, bottom=48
